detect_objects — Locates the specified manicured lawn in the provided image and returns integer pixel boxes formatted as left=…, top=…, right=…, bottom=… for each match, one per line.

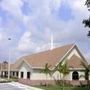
left=37, top=85, right=90, bottom=90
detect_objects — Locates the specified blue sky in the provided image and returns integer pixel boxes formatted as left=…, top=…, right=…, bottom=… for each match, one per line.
left=0, top=0, right=90, bottom=63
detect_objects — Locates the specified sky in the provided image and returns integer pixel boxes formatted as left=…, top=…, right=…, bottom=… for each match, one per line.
left=0, top=0, right=90, bottom=63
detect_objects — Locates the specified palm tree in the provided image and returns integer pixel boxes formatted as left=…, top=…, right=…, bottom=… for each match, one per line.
left=54, top=61, right=69, bottom=90
left=61, top=62, right=69, bottom=90
left=81, top=61, right=90, bottom=80
left=54, top=61, right=63, bottom=80
left=81, top=61, right=90, bottom=85
left=62, top=62, right=69, bottom=79
left=41, top=63, right=51, bottom=86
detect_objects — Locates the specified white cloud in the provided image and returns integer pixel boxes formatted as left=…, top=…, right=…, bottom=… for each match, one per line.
left=0, top=32, right=3, bottom=41
left=0, top=0, right=90, bottom=62
left=52, top=0, right=62, bottom=10
left=18, top=0, right=90, bottom=54
left=18, top=31, right=31, bottom=51
left=84, top=52, right=90, bottom=63
left=0, top=0, right=23, bottom=18
left=68, top=0, right=89, bottom=18
left=0, top=28, right=7, bottom=41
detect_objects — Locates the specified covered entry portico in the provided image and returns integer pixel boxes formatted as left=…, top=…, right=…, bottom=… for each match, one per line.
left=0, top=70, right=19, bottom=78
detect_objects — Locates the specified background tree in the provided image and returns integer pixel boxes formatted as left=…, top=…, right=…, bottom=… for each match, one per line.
left=83, top=0, right=90, bottom=36
left=2, top=61, right=8, bottom=69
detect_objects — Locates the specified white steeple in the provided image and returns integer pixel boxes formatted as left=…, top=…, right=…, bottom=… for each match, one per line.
left=50, top=32, right=54, bottom=50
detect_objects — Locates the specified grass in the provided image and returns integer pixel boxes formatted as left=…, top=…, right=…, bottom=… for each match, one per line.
left=36, top=85, right=90, bottom=90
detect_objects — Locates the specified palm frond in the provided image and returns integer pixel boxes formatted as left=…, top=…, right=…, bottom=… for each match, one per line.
left=41, top=63, right=52, bottom=76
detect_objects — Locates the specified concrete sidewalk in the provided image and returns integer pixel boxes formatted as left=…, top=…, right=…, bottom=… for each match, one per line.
left=8, top=82, right=43, bottom=90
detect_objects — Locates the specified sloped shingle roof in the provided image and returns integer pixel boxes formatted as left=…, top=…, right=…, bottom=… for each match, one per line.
left=19, top=44, right=74, bottom=69
left=3, top=44, right=88, bottom=71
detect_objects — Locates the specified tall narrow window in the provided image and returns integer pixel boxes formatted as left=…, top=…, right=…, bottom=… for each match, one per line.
left=13, top=72, right=15, bottom=76
left=16, top=72, right=18, bottom=77
left=27, top=72, right=30, bottom=79
left=21, top=72, right=24, bottom=78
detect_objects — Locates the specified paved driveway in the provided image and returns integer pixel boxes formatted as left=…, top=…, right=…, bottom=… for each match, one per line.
left=0, top=83, right=24, bottom=90
left=0, top=82, right=43, bottom=90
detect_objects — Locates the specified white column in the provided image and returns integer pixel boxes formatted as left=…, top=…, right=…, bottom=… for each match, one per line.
left=19, top=72, right=21, bottom=78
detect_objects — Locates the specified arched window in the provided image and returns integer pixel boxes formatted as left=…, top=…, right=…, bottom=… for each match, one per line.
left=72, top=71, right=79, bottom=80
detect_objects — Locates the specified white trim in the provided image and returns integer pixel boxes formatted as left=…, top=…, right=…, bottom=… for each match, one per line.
left=22, top=58, right=46, bottom=70
left=74, top=45, right=87, bottom=63
left=22, top=58, right=33, bottom=69
left=52, top=44, right=75, bottom=70
left=16, top=58, right=44, bottom=70
left=16, top=58, right=32, bottom=71
left=69, top=68, right=85, bottom=70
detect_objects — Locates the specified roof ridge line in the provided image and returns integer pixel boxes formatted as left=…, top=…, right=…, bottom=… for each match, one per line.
left=23, top=44, right=75, bottom=58
left=52, top=44, right=75, bottom=70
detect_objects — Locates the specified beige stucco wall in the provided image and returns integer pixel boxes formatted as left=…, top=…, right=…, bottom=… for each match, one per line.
left=18, top=63, right=64, bottom=80
left=19, top=61, right=32, bottom=79
left=66, top=71, right=85, bottom=81
left=18, top=62, right=85, bottom=80
left=31, top=70, right=64, bottom=80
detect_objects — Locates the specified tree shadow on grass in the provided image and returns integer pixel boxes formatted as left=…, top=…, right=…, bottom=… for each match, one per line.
left=72, top=86, right=90, bottom=90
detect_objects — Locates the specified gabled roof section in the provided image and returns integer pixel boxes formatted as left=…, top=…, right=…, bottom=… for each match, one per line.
left=18, top=44, right=74, bottom=69
left=74, top=45, right=87, bottom=63
left=10, top=57, right=24, bottom=71
left=67, top=55, right=87, bottom=69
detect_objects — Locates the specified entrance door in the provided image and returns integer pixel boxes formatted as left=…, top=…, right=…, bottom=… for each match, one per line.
left=72, top=71, right=79, bottom=80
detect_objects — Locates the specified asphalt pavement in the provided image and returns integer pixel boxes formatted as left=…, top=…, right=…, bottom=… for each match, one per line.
left=0, top=82, right=43, bottom=90
left=0, top=83, right=24, bottom=90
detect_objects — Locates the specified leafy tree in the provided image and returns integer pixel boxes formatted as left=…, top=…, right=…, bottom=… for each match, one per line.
left=83, top=0, right=90, bottom=36
left=85, top=0, right=90, bottom=8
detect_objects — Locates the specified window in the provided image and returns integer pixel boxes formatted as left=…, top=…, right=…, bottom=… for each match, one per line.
left=27, top=72, right=31, bottom=79
left=72, top=71, right=79, bottom=80
left=21, top=72, right=24, bottom=78
left=13, top=72, right=15, bottom=76
left=16, top=72, right=18, bottom=77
